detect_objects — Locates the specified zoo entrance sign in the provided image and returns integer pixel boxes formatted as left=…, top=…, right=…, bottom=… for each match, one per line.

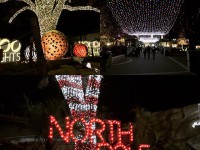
left=49, top=116, right=150, bottom=150
left=0, top=38, right=21, bottom=63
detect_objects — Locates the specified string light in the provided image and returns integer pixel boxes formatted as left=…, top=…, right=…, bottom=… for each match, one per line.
left=107, top=120, right=134, bottom=144
left=113, top=143, right=128, bottom=150
left=139, top=37, right=159, bottom=43
left=49, top=116, right=69, bottom=143
left=192, top=103, right=200, bottom=128
left=55, top=75, right=102, bottom=118
left=49, top=116, right=135, bottom=150
left=138, top=144, right=150, bottom=150
left=108, top=0, right=183, bottom=36
left=69, top=118, right=89, bottom=143
left=89, top=118, right=106, bottom=143
left=96, top=143, right=113, bottom=150
left=0, top=0, right=100, bottom=36
left=55, top=75, right=102, bottom=150
left=53, top=76, right=150, bottom=150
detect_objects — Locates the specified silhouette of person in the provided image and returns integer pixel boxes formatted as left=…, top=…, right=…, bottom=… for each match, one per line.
left=136, top=47, right=141, bottom=58
left=147, top=46, right=151, bottom=59
left=143, top=48, right=147, bottom=59
left=152, top=47, right=156, bottom=60
left=101, top=46, right=109, bottom=71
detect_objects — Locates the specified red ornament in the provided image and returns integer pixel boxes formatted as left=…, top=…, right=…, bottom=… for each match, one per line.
left=41, top=30, right=68, bottom=60
left=73, top=44, right=87, bottom=58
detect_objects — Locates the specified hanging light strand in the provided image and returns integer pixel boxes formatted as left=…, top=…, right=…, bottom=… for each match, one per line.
left=108, top=0, right=183, bottom=36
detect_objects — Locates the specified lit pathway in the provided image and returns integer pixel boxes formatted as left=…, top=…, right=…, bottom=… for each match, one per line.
left=103, top=53, right=195, bottom=75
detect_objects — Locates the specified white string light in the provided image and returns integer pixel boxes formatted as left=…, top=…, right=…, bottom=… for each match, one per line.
left=108, top=0, right=183, bottom=36
left=0, top=0, right=100, bottom=36
left=139, top=37, right=159, bottom=43
left=55, top=75, right=102, bottom=149
left=192, top=103, right=200, bottom=128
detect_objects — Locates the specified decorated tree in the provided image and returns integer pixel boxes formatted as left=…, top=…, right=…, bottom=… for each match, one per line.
left=55, top=75, right=102, bottom=150
left=0, top=0, right=100, bottom=74
left=0, top=0, right=100, bottom=36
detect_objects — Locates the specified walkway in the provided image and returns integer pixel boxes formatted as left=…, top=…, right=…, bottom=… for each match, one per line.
left=103, top=53, right=195, bottom=75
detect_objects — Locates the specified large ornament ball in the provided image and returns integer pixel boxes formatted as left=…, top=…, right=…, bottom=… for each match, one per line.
left=73, top=44, right=87, bottom=58
left=41, top=30, right=68, bottom=60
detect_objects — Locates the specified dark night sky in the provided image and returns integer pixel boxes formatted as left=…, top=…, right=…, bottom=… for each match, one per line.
left=0, top=76, right=200, bottom=122
left=100, top=76, right=200, bottom=122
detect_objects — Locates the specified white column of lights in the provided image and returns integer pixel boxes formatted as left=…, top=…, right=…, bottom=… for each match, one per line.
left=192, top=103, right=200, bottom=128
left=108, top=0, right=183, bottom=41
left=55, top=75, right=102, bottom=150
left=0, top=0, right=100, bottom=36
left=139, top=37, right=159, bottom=43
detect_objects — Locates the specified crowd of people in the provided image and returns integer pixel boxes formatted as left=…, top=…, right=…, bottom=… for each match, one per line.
left=100, top=44, right=164, bottom=72
left=134, top=46, right=161, bottom=60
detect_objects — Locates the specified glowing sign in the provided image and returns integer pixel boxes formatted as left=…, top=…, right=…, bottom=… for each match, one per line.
left=192, top=121, right=200, bottom=128
left=0, top=38, right=21, bottom=63
left=49, top=116, right=150, bottom=150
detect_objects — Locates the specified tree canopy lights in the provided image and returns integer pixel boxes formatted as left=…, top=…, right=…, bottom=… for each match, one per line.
left=108, top=0, right=183, bottom=43
left=0, top=0, right=100, bottom=61
left=0, top=0, right=100, bottom=36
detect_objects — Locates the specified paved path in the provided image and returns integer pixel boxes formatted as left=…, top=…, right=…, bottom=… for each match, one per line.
left=103, top=54, right=195, bottom=75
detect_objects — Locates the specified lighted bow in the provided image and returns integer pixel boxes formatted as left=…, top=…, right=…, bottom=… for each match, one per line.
left=0, top=0, right=100, bottom=36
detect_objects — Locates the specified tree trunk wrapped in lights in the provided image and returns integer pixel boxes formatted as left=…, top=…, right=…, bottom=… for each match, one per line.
left=0, top=0, right=100, bottom=36
left=55, top=75, right=102, bottom=150
left=0, top=0, right=99, bottom=66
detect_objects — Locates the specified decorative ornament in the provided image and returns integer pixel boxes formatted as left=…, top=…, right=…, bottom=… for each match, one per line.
left=25, top=43, right=37, bottom=61
left=41, top=30, right=68, bottom=60
left=73, top=44, right=87, bottom=58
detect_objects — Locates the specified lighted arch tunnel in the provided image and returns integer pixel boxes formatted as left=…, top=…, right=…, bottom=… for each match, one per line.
left=108, top=0, right=184, bottom=43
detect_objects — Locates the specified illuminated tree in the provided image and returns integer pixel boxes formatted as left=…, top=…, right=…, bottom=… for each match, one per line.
left=0, top=0, right=99, bottom=74
left=55, top=75, right=102, bottom=150
left=0, top=0, right=100, bottom=36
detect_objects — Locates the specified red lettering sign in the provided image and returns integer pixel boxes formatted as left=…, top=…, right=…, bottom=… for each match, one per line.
left=49, top=116, right=150, bottom=150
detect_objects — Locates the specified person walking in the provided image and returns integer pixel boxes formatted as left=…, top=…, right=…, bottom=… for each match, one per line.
left=100, top=46, right=109, bottom=71
left=143, top=48, right=147, bottom=59
left=152, top=47, right=156, bottom=60
left=147, top=46, right=151, bottom=59
left=135, top=47, right=139, bottom=57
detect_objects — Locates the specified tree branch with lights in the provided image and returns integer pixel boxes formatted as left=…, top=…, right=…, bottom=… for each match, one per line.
left=9, top=6, right=34, bottom=23
left=0, top=0, right=100, bottom=36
